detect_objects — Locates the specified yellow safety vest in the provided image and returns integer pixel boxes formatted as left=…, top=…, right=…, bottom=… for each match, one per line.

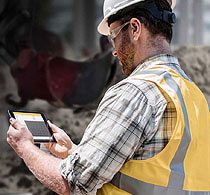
left=97, top=61, right=210, bottom=195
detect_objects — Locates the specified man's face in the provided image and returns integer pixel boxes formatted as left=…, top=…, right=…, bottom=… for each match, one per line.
left=117, top=32, right=135, bottom=76
left=109, top=21, right=136, bottom=76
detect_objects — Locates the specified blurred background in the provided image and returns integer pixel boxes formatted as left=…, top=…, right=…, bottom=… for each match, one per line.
left=0, top=0, right=210, bottom=194
left=29, top=0, right=210, bottom=55
left=19, top=0, right=210, bottom=58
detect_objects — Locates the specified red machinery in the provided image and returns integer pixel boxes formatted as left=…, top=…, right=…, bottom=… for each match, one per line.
left=0, top=0, right=117, bottom=108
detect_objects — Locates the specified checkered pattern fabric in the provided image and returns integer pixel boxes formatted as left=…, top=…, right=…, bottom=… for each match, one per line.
left=60, top=54, right=186, bottom=195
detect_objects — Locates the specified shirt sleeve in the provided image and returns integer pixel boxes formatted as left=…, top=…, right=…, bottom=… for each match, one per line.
left=59, top=80, right=167, bottom=195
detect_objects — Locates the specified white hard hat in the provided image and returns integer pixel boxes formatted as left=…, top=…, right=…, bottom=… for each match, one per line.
left=98, top=0, right=176, bottom=35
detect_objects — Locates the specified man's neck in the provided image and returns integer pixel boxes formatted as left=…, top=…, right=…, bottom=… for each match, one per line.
left=134, top=36, right=172, bottom=67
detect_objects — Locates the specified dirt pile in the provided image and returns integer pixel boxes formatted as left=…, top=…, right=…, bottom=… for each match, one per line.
left=174, top=46, right=210, bottom=103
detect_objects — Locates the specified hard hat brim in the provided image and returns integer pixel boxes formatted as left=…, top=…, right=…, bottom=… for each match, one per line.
left=97, top=17, right=109, bottom=36
left=97, top=0, right=145, bottom=35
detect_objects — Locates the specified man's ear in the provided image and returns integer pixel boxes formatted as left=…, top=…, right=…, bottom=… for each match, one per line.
left=130, top=18, right=141, bottom=41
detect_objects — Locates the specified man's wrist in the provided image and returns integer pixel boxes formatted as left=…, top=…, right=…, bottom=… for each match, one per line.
left=18, top=140, right=35, bottom=159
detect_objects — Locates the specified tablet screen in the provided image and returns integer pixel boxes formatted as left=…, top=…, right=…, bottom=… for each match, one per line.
left=12, top=112, right=52, bottom=139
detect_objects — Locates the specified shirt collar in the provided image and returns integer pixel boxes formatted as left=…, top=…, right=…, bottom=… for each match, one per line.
left=130, top=54, right=180, bottom=76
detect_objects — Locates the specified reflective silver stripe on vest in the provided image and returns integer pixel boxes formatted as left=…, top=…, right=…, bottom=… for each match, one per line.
left=110, top=70, right=202, bottom=194
left=163, top=72, right=191, bottom=189
left=111, top=172, right=210, bottom=195
left=167, top=64, right=191, bottom=81
left=137, top=70, right=191, bottom=188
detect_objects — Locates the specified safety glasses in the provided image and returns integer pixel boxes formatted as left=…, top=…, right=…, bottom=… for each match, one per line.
left=108, top=21, right=130, bottom=48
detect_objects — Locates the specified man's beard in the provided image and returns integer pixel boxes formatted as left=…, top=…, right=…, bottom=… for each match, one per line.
left=118, top=36, right=135, bottom=76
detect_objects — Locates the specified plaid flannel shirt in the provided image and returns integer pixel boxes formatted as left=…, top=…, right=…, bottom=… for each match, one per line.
left=60, top=54, right=185, bottom=194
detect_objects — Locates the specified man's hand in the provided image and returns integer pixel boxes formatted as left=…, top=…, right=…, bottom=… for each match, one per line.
left=7, top=118, right=70, bottom=195
left=7, top=118, right=34, bottom=158
left=46, top=121, right=76, bottom=159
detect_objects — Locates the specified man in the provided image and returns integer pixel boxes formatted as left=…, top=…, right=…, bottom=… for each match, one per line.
left=7, top=0, right=210, bottom=194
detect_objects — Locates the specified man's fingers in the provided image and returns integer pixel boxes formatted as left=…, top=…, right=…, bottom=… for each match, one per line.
left=8, top=118, right=32, bottom=138
left=53, top=133, right=68, bottom=146
left=47, top=120, right=63, bottom=133
left=47, top=120, right=59, bottom=133
left=9, top=117, right=17, bottom=125
left=53, top=133, right=62, bottom=142
left=9, top=118, right=23, bottom=130
left=6, top=136, right=11, bottom=143
left=45, top=142, right=53, bottom=150
left=7, top=125, right=20, bottom=145
left=47, top=121, right=72, bottom=148
left=7, top=125, right=18, bottom=137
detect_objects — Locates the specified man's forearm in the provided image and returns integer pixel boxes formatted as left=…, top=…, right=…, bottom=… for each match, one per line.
left=21, top=142, right=70, bottom=195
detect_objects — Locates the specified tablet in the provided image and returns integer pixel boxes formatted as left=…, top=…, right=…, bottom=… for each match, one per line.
left=8, top=110, right=55, bottom=143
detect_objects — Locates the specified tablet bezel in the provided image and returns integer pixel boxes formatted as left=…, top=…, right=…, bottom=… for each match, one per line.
left=8, top=110, right=55, bottom=143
